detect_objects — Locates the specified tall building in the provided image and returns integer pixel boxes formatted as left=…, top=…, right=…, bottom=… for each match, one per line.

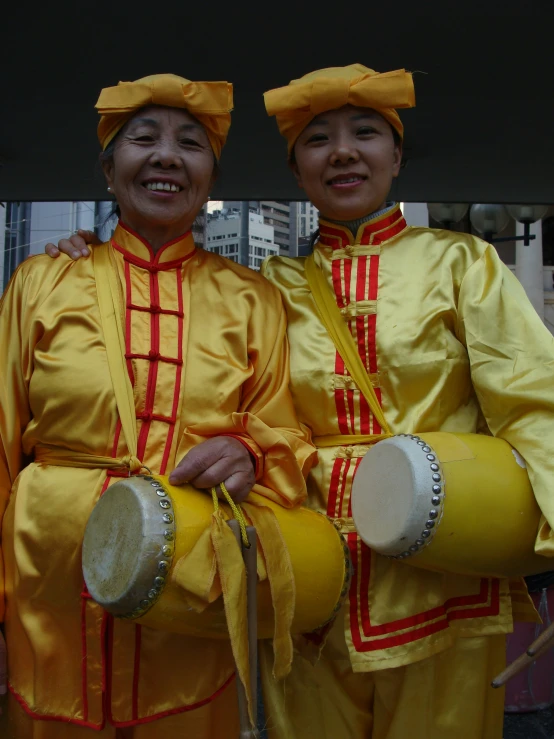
left=192, top=206, right=206, bottom=249
left=205, top=207, right=278, bottom=270
left=0, top=200, right=207, bottom=293
left=1, top=202, right=30, bottom=293
left=297, top=201, right=319, bottom=240
left=223, top=200, right=299, bottom=257
left=1, top=201, right=100, bottom=293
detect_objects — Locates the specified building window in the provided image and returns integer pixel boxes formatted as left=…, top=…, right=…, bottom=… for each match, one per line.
left=3, top=201, right=31, bottom=286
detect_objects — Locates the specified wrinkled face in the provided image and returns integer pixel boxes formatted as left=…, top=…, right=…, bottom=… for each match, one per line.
left=291, top=105, right=402, bottom=222
left=102, top=105, right=216, bottom=236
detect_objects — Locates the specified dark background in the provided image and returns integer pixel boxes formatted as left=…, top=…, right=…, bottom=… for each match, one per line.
left=1, top=1, right=554, bottom=204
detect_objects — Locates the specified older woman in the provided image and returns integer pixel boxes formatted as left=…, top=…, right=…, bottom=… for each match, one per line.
left=257, top=64, right=554, bottom=739
left=0, top=73, right=315, bottom=737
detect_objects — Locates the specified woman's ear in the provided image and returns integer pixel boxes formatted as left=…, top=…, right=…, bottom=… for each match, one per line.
left=101, top=157, right=116, bottom=195
left=392, top=143, right=403, bottom=178
left=289, top=159, right=304, bottom=190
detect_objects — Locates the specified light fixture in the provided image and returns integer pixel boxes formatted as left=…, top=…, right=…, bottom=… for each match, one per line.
left=427, top=203, right=469, bottom=228
left=469, top=204, right=510, bottom=241
left=470, top=203, right=547, bottom=247
left=506, top=205, right=549, bottom=224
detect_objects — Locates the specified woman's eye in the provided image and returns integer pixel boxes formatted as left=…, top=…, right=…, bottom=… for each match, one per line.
left=307, top=134, right=328, bottom=144
left=134, top=135, right=154, bottom=142
left=357, top=126, right=376, bottom=136
left=181, top=138, right=201, bottom=147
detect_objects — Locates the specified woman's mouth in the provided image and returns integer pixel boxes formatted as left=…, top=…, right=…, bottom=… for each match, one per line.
left=143, top=181, right=183, bottom=194
left=328, top=174, right=366, bottom=190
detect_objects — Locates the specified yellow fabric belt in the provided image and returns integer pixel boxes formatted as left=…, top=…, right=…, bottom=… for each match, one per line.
left=34, top=444, right=142, bottom=473
left=313, top=433, right=386, bottom=448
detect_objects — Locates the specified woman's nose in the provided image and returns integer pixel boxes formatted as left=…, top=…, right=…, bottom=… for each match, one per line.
left=329, top=144, right=359, bottom=165
left=150, top=141, right=182, bottom=169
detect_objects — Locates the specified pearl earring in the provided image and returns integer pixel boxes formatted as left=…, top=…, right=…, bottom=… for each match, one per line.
left=107, top=186, right=112, bottom=192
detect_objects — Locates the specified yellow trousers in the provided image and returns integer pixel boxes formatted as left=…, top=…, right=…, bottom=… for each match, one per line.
left=260, top=616, right=506, bottom=739
left=1, top=684, right=239, bottom=739
left=1, top=624, right=506, bottom=739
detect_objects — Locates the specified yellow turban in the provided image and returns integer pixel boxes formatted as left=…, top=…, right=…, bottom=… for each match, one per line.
left=263, top=64, right=415, bottom=155
left=95, top=73, right=233, bottom=159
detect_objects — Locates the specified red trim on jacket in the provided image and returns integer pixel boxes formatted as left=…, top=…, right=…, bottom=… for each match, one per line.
left=348, top=539, right=500, bottom=652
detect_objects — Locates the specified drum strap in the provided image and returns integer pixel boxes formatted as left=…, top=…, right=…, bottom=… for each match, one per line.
left=93, top=242, right=141, bottom=470
left=305, top=252, right=392, bottom=445
left=35, top=242, right=143, bottom=474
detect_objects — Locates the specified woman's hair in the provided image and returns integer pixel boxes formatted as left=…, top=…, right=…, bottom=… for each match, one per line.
left=98, top=129, right=220, bottom=228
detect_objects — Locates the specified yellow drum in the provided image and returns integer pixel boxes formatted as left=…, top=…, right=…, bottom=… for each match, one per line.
left=82, top=474, right=351, bottom=639
left=351, top=432, right=552, bottom=578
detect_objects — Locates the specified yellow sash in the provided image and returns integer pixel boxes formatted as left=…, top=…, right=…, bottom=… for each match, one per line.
left=36, top=243, right=141, bottom=473
left=305, top=252, right=392, bottom=447
left=93, top=243, right=141, bottom=466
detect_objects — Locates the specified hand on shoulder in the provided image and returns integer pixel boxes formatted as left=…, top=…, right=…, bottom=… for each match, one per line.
left=44, top=230, right=101, bottom=260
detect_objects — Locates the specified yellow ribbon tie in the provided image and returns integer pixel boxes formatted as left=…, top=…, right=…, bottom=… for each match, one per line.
left=211, top=482, right=250, bottom=548
left=34, top=445, right=143, bottom=474
left=305, top=252, right=392, bottom=439
left=209, top=482, right=254, bottom=724
left=242, top=498, right=295, bottom=679
left=210, top=507, right=252, bottom=723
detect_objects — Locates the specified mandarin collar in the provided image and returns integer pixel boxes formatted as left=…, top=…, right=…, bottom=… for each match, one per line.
left=318, top=204, right=408, bottom=250
left=111, top=221, right=196, bottom=270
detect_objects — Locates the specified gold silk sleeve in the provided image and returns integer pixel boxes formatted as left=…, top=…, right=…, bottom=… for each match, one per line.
left=457, top=243, right=554, bottom=556
left=0, top=263, right=36, bottom=621
left=181, top=277, right=317, bottom=508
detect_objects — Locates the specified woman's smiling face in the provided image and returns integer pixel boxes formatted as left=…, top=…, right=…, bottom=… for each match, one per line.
left=102, top=105, right=216, bottom=241
left=291, top=105, right=402, bottom=222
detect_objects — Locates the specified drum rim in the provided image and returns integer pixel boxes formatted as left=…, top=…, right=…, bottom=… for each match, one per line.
left=83, top=474, right=176, bottom=620
left=351, top=434, right=445, bottom=560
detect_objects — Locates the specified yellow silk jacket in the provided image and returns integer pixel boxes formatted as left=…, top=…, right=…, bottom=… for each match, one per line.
left=0, top=223, right=316, bottom=727
left=262, top=204, right=554, bottom=672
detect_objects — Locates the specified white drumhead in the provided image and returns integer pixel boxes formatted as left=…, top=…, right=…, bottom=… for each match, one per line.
left=351, top=435, right=444, bottom=558
left=82, top=475, right=176, bottom=617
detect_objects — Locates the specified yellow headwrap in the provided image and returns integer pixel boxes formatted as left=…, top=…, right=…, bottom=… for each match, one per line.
left=263, top=64, right=415, bottom=155
left=95, top=73, right=233, bottom=160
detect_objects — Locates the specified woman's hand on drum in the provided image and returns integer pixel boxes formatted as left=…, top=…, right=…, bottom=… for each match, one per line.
left=169, top=437, right=256, bottom=503
left=44, top=229, right=100, bottom=260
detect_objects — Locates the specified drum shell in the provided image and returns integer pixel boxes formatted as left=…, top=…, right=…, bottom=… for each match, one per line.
left=83, top=476, right=349, bottom=640
left=352, top=432, right=552, bottom=579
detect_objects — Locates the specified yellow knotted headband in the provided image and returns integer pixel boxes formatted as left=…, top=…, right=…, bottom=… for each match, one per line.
left=263, top=64, right=415, bottom=155
left=96, top=73, right=233, bottom=160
